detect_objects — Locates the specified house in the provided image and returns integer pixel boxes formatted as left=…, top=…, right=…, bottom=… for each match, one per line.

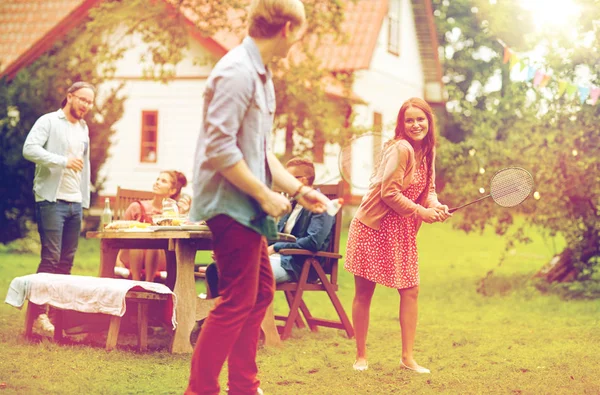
left=1, top=0, right=444, bottom=201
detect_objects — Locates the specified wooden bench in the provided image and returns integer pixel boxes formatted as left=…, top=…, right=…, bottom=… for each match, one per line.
left=25, top=290, right=169, bottom=352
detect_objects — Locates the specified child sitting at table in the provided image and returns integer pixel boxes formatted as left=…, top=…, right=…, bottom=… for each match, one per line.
left=115, top=170, right=189, bottom=282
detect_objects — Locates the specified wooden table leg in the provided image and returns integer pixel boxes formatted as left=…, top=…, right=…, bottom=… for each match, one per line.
left=106, top=316, right=121, bottom=351
left=24, top=302, right=35, bottom=338
left=99, top=240, right=119, bottom=278
left=137, top=302, right=148, bottom=352
left=170, top=239, right=197, bottom=353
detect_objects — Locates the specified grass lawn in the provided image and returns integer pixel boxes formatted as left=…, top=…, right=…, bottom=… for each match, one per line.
left=1, top=219, right=599, bottom=394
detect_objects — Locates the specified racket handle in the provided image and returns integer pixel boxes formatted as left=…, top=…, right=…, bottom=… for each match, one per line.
left=449, top=194, right=491, bottom=213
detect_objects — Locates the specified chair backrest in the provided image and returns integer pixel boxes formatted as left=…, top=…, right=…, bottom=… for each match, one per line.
left=313, top=182, right=344, bottom=283
left=115, top=187, right=154, bottom=220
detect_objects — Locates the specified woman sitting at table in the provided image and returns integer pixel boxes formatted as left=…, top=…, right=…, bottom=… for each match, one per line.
left=115, top=170, right=190, bottom=282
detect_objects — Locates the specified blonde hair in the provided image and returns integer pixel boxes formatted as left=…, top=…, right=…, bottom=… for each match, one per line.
left=248, top=0, right=306, bottom=39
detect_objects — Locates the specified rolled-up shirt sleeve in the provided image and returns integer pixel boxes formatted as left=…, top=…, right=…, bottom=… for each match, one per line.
left=380, top=143, right=421, bottom=216
left=204, top=63, right=254, bottom=171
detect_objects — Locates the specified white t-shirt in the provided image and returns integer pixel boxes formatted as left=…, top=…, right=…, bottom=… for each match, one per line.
left=283, top=203, right=303, bottom=234
left=56, top=121, right=86, bottom=202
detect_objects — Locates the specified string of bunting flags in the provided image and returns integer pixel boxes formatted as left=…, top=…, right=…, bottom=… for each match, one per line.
left=498, top=39, right=600, bottom=105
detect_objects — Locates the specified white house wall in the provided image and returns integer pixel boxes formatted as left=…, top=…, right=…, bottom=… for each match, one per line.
left=97, top=0, right=432, bottom=199
left=98, top=35, right=215, bottom=196
left=320, top=0, right=427, bottom=195
left=353, top=0, right=424, bottom=133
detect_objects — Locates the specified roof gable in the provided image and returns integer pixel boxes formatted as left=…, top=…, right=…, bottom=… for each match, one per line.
left=0, top=0, right=102, bottom=79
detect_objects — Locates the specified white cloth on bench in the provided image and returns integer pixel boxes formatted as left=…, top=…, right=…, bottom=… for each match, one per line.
left=5, top=273, right=177, bottom=329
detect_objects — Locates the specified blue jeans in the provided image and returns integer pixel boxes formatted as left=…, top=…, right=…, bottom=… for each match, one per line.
left=269, top=254, right=292, bottom=284
left=35, top=200, right=82, bottom=275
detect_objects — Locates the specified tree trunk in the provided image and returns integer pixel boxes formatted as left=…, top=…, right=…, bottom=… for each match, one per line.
left=535, top=232, right=599, bottom=283
left=283, top=117, right=294, bottom=160
left=534, top=249, right=578, bottom=283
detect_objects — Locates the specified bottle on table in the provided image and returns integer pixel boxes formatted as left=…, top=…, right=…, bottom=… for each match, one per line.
left=101, top=197, right=113, bottom=229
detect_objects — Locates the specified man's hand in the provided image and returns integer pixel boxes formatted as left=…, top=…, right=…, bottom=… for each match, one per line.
left=257, top=188, right=292, bottom=218
left=66, top=157, right=84, bottom=172
left=296, top=187, right=328, bottom=214
left=267, top=245, right=276, bottom=255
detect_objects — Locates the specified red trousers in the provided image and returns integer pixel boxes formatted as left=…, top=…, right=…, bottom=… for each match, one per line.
left=186, top=215, right=274, bottom=395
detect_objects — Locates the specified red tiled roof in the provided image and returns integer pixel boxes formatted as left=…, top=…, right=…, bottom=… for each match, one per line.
left=205, top=0, right=388, bottom=72
left=0, top=0, right=441, bottom=93
left=0, top=0, right=102, bottom=79
left=314, top=0, right=388, bottom=71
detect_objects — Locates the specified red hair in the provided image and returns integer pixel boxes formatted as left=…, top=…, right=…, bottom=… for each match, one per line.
left=393, top=97, right=437, bottom=203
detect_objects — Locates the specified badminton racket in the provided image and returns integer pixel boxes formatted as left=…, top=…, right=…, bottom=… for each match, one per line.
left=449, top=167, right=534, bottom=213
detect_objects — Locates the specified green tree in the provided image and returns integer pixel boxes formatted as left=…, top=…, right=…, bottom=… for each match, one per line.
left=432, top=0, right=600, bottom=283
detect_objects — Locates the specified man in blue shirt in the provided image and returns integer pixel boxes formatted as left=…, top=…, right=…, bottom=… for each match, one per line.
left=22, top=81, right=95, bottom=337
left=269, top=157, right=334, bottom=284
left=186, top=1, right=329, bottom=394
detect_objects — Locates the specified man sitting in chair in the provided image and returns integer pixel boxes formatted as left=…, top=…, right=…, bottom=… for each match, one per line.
left=268, top=157, right=334, bottom=284
left=198, top=157, right=335, bottom=347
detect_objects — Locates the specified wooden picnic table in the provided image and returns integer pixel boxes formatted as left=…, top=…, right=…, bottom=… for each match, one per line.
left=86, top=226, right=295, bottom=353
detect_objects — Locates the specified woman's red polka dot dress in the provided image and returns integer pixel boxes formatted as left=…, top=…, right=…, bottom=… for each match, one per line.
left=345, top=160, right=427, bottom=289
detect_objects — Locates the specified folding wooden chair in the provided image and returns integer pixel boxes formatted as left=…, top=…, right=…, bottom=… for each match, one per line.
left=275, top=181, right=354, bottom=340
left=115, top=186, right=154, bottom=220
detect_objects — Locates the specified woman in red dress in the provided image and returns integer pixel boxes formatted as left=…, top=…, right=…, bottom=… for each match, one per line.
left=116, top=170, right=189, bottom=281
left=344, top=98, right=451, bottom=373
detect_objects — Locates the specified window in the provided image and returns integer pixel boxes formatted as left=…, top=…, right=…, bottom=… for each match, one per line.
left=140, top=111, right=158, bottom=163
left=388, top=0, right=402, bottom=56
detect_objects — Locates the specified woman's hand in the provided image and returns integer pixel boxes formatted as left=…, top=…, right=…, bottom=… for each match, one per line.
left=417, top=207, right=440, bottom=223
left=296, top=187, right=328, bottom=214
left=178, top=194, right=192, bottom=214
left=433, top=204, right=452, bottom=222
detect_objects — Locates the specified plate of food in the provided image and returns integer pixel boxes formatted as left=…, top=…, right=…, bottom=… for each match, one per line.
left=122, top=227, right=155, bottom=232
left=104, top=220, right=151, bottom=231
left=179, top=222, right=209, bottom=231
left=151, top=215, right=187, bottom=227
left=148, top=225, right=182, bottom=231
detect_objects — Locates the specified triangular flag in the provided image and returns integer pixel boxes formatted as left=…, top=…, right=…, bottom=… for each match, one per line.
left=503, top=47, right=512, bottom=64
left=526, top=67, right=536, bottom=82
left=533, top=70, right=545, bottom=87
left=539, top=75, right=552, bottom=88
left=509, top=53, right=519, bottom=69
left=566, top=83, right=578, bottom=97
left=578, top=86, right=590, bottom=104
left=519, top=60, right=528, bottom=72
left=590, top=88, right=600, bottom=105
left=557, top=81, right=568, bottom=97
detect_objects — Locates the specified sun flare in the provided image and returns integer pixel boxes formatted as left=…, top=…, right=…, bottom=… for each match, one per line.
left=519, top=0, right=581, bottom=30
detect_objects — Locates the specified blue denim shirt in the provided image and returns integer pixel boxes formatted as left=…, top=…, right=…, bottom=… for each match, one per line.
left=190, top=37, right=276, bottom=235
left=22, top=109, right=91, bottom=208
left=272, top=198, right=335, bottom=281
